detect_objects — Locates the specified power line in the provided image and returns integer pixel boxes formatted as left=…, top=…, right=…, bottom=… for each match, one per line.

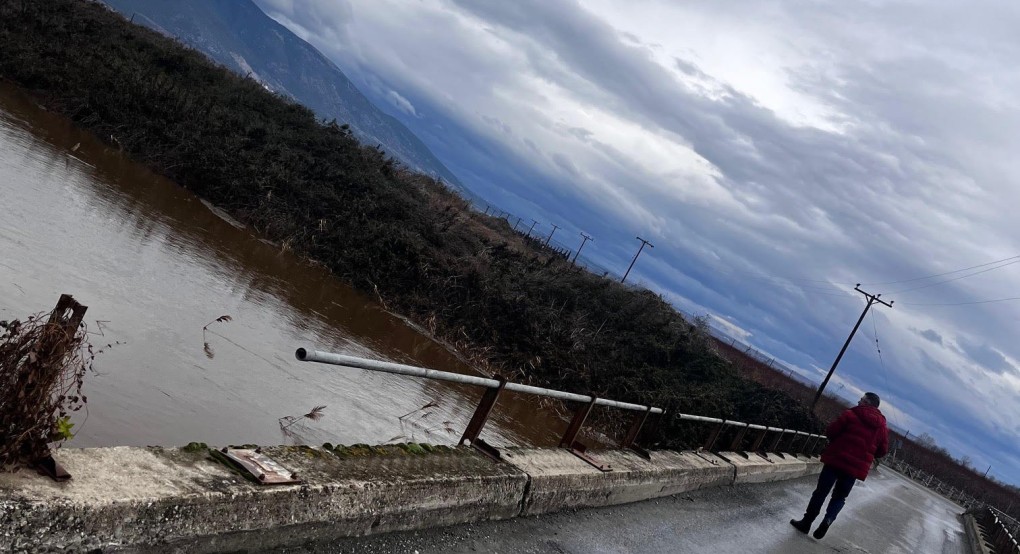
left=889, top=259, right=1020, bottom=294
left=869, top=309, right=899, bottom=431
left=900, top=297, right=1020, bottom=307
left=717, top=253, right=1020, bottom=291
left=860, top=255, right=1020, bottom=286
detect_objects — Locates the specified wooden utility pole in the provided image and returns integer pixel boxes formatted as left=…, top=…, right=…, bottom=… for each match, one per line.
left=811, top=285, right=893, bottom=411
left=621, top=236, right=653, bottom=283
left=571, top=233, right=592, bottom=266
left=527, top=219, right=539, bottom=237
left=545, top=224, right=560, bottom=246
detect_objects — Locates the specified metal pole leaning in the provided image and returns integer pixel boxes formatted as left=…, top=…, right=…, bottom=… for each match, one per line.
left=458, top=377, right=506, bottom=460
left=620, top=406, right=653, bottom=458
left=729, top=423, right=751, bottom=452
left=768, top=430, right=786, bottom=453
left=750, top=427, right=771, bottom=452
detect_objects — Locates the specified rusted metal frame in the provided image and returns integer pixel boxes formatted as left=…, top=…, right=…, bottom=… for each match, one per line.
left=787, top=432, right=808, bottom=454
left=767, top=430, right=786, bottom=453
left=33, top=294, right=87, bottom=482
left=750, top=427, right=770, bottom=453
left=620, top=406, right=653, bottom=460
left=729, top=423, right=751, bottom=455
left=702, top=420, right=727, bottom=452
left=560, top=396, right=597, bottom=448
left=804, top=434, right=823, bottom=456
left=801, top=435, right=820, bottom=456
left=459, top=377, right=507, bottom=461
left=561, top=396, right=612, bottom=472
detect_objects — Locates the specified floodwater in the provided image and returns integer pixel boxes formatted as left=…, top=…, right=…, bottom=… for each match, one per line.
left=0, top=83, right=570, bottom=450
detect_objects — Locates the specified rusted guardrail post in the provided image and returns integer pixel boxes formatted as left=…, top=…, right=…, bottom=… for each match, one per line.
left=749, top=427, right=770, bottom=453
left=559, top=396, right=611, bottom=471
left=728, top=423, right=750, bottom=454
left=702, top=420, right=726, bottom=452
left=619, top=406, right=653, bottom=459
left=768, top=430, right=786, bottom=453
left=458, top=376, right=507, bottom=461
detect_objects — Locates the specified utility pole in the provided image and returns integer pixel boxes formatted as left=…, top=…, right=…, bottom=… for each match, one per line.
left=545, top=224, right=560, bottom=246
left=571, top=233, right=592, bottom=266
left=527, top=219, right=539, bottom=237
left=811, top=284, right=893, bottom=411
left=621, top=236, right=653, bottom=283
left=984, top=465, right=991, bottom=478
left=513, top=217, right=521, bottom=231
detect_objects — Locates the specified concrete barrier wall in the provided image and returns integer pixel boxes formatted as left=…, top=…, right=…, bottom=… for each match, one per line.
left=0, top=445, right=823, bottom=553
left=717, top=451, right=815, bottom=485
left=0, top=445, right=528, bottom=553
left=503, top=448, right=734, bottom=516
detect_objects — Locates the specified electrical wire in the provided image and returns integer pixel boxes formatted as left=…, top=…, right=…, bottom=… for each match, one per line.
left=869, top=309, right=898, bottom=430
left=719, top=254, right=1020, bottom=293
left=889, top=259, right=1020, bottom=294
left=860, top=255, right=1020, bottom=286
left=899, top=297, right=1020, bottom=307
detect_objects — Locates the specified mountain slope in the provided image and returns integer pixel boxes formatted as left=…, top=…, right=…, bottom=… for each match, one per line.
left=102, top=0, right=467, bottom=192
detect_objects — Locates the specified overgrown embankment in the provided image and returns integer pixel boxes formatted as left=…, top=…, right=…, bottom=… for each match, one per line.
left=0, top=0, right=818, bottom=445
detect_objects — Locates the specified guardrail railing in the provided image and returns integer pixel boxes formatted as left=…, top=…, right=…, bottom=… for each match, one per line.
left=976, top=507, right=1020, bottom=554
left=296, top=349, right=826, bottom=470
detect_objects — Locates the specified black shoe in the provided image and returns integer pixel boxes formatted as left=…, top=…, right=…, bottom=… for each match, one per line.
left=790, top=518, right=811, bottom=534
left=813, top=519, right=832, bottom=539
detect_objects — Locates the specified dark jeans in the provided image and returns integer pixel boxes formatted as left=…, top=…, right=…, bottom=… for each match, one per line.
left=802, top=464, right=856, bottom=524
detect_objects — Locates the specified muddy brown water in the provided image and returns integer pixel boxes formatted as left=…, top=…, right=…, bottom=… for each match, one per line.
left=0, top=82, right=584, bottom=450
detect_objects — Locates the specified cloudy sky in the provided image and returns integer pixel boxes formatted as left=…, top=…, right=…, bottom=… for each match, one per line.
left=254, top=0, right=1020, bottom=484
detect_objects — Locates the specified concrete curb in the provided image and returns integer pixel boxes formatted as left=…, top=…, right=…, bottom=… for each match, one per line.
left=716, top=451, right=812, bottom=485
left=503, top=448, right=734, bottom=516
left=0, top=445, right=823, bottom=552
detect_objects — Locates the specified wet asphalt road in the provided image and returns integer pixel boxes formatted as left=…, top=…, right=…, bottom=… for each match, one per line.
left=267, top=467, right=966, bottom=554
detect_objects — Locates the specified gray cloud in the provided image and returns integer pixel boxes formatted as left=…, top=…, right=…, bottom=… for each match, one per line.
left=917, top=329, right=943, bottom=346
left=957, top=338, right=1019, bottom=377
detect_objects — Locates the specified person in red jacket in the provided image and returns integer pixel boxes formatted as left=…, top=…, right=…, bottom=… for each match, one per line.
left=790, top=392, right=889, bottom=539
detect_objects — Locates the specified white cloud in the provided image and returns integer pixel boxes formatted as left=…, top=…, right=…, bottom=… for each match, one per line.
left=385, top=89, right=418, bottom=117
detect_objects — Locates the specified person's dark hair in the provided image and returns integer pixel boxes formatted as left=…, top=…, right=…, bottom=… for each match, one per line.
left=863, top=392, right=881, bottom=407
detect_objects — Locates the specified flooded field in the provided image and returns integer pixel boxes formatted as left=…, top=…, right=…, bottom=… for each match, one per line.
left=0, top=83, right=570, bottom=450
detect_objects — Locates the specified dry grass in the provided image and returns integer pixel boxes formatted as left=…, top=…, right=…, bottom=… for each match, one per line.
left=0, top=312, right=94, bottom=468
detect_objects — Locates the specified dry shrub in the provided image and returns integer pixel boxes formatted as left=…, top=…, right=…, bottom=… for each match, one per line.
left=0, top=313, right=93, bottom=469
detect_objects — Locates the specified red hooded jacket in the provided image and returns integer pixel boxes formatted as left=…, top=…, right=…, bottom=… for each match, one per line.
left=819, top=404, right=889, bottom=480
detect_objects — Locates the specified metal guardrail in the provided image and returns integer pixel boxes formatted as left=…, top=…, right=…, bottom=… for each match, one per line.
left=885, top=452, right=1020, bottom=554
left=296, top=348, right=827, bottom=470
left=885, top=454, right=983, bottom=508
left=977, top=507, right=1020, bottom=554
left=675, top=413, right=828, bottom=458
